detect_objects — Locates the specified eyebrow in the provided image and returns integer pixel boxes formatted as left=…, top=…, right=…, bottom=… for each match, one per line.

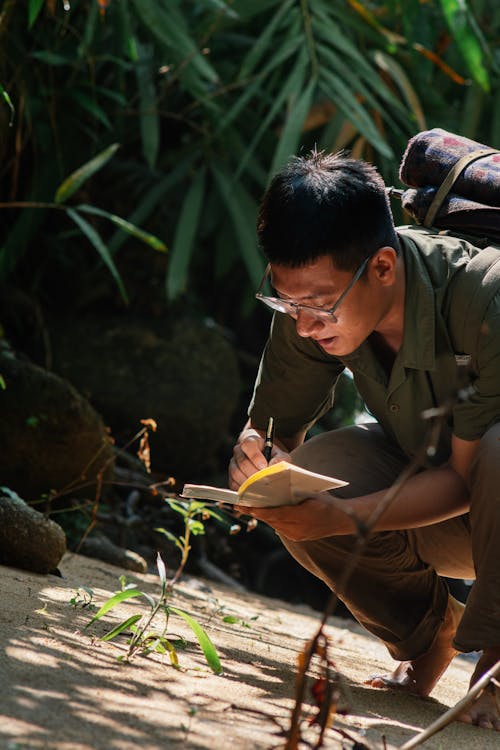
left=271, top=284, right=337, bottom=303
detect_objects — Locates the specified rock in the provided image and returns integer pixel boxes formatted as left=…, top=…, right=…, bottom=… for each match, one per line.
left=0, top=489, right=66, bottom=573
left=80, top=533, right=147, bottom=573
left=51, top=315, right=240, bottom=479
left=0, top=348, right=114, bottom=500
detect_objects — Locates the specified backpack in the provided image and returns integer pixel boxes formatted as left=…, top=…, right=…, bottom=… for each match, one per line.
left=390, top=128, right=500, bottom=365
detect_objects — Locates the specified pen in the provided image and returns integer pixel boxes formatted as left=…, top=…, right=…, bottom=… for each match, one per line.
left=263, top=416, right=274, bottom=463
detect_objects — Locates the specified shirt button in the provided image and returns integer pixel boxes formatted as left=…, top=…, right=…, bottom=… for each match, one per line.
left=389, top=403, right=400, bottom=413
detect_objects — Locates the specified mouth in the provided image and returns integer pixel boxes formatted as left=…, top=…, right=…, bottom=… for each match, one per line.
left=314, top=335, right=338, bottom=349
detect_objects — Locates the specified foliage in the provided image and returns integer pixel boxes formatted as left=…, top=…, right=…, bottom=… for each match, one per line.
left=85, top=550, right=223, bottom=672
left=1, top=1, right=498, bottom=318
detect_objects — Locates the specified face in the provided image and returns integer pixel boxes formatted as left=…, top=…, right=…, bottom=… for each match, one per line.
left=270, top=253, right=398, bottom=356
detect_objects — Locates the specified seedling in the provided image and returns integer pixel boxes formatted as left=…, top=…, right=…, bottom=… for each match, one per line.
left=85, top=552, right=223, bottom=674
left=69, top=586, right=95, bottom=609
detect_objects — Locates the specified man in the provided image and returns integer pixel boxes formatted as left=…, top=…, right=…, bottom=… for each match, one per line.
left=228, top=151, right=500, bottom=730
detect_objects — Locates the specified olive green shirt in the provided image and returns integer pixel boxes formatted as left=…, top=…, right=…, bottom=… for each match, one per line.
left=248, top=227, right=500, bottom=465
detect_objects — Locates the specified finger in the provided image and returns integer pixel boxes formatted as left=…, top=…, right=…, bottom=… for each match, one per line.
left=228, top=457, right=251, bottom=490
left=239, top=438, right=268, bottom=471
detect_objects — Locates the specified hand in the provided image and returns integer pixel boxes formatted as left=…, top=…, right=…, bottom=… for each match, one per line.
left=228, top=426, right=290, bottom=490
left=235, top=492, right=349, bottom=541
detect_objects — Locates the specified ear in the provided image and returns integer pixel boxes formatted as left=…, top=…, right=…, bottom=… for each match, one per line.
left=370, top=246, right=398, bottom=285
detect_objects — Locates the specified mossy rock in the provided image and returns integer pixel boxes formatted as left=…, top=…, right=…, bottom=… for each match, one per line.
left=0, top=349, right=114, bottom=501
left=51, top=315, right=240, bottom=479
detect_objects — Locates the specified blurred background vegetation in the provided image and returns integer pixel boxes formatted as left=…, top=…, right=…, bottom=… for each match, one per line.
left=1, top=0, right=499, bottom=448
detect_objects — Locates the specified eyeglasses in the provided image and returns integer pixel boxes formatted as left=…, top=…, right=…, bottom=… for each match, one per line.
left=255, top=255, right=372, bottom=324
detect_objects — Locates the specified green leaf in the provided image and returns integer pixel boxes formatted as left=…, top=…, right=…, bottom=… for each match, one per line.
left=136, top=43, right=159, bottom=168
left=69, top=90, right=112, bottom=130
left=77, top=204, right=167, bottom=252
left=187, top=519, right=205, bottom=536
left=101, top=614, right=143, bottom=641
left=65, top=209, right=128, bottom=303
left=168, top=606, right=222, bottom=674
left=438, top=0, right=490, bottom=92
left=269, top=79, right=315, bottom=177
left=0, top=82, right=14, bottom=126
left=86, top=589, right=143, bottom=627
left=167, top=168, right=205, bottom=299
left=117, top=0, right=139, bottom=61
left=155, top=527, right=183, bottom=550
left=108, top=157, right=196, bottom=255
left=130, top=0, right=218, bottom=85
left=30, top=51, right=71, bottom=66
left=239, top=0, right=294, bottom=78
left=0, top=375, right=5, bottom=390
left=28, top=0, right=45, bottom=28
left=373, top=51, right=426, bottom=131
left=211, top=165, right=264, bottom=287
left=54, top=143, right=120, bottom=204
left=318, top=69, right=393, bottom=158
left=236, top=44, right=308, bottom=177
left=216, top=17, right=301, bottom=137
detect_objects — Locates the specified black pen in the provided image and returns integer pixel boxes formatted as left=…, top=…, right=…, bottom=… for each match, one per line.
left=263, top=416, right=274, bottom=463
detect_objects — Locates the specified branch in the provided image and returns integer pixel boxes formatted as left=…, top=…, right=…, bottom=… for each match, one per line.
left=399, top=660, right=500, bottom=749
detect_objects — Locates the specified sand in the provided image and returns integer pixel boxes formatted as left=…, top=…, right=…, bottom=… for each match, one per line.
left=1, top=554, right=498, bottom=750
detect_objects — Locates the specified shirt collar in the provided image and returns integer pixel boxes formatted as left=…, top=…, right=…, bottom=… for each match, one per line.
left=397, top=232, right=436, bottom=371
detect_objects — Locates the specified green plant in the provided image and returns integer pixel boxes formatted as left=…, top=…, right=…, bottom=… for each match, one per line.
left=3, top=1, right=498, bottom=321
left=0, top=142, right=166, bottom=302
left=86, top=551, right=223, bottom=673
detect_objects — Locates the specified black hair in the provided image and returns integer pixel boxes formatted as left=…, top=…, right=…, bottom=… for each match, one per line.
left=257, top=150, right=399, bottom=270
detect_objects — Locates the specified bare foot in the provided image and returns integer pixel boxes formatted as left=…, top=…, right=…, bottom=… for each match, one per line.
left=365, top=595, right=464, bottom=697
left=457, top=649, right=500, bottom=731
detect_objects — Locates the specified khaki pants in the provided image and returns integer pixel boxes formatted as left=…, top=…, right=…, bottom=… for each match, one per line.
left=283, top=422, right=500, bottom=660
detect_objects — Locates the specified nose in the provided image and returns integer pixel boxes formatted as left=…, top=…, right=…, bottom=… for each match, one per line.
left=295, top=309, right=327, bottom=338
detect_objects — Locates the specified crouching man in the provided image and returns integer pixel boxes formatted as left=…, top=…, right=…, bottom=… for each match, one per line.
left=229, top=151, right=500, bottom=730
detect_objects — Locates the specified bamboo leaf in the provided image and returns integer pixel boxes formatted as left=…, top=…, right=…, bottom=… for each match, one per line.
left=54, top=143, right=120, bottom=204
left=30, top=51, right=71, bottom=66
left=167, top=168, right=205, bottom=299
left=239, top=0, right=294, bottom=78
left=0, top=83, right=14, bottom=126
left=130, top=0, right=218, bottom=85
left=373, top=51, right=426, bottom=131
left=269, top=79, right=315, bottom=177
left=236, top=45, right=308, bottom=177
left=77, top=205, right=167, bottom=252
left=69, top=90, right=112, bottom=130
left=86, top=589, right=143, bottom=627
left=319, top=69, right=393, bottom=158
left=438, top=0, right=490, bottom=91
left=117, top=0, right=139, bottom=62
left=108, top=157, right=195, bottom=254
left=101, top=614, right=143, bottom=641
left=136, top=43, right=159, bottom=168
left=65, top=209, right=129, bottom=303
left=211, top=166, right=263, bottom=287
left=168, top=606, right=222, bottom=674
left=28, top=0, right=45, bottom=28
left=216, top=16, right=301, bottom=137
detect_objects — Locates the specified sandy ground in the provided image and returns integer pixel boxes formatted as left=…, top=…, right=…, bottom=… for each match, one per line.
left=0, top=554, right=498, bottom=750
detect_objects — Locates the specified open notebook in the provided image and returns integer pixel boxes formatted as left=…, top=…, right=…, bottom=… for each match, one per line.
left=181, top=460, right=347, bottom=508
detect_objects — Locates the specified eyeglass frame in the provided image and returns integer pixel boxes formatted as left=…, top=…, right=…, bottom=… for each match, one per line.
left=255, top=253, right=373, bottom=324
